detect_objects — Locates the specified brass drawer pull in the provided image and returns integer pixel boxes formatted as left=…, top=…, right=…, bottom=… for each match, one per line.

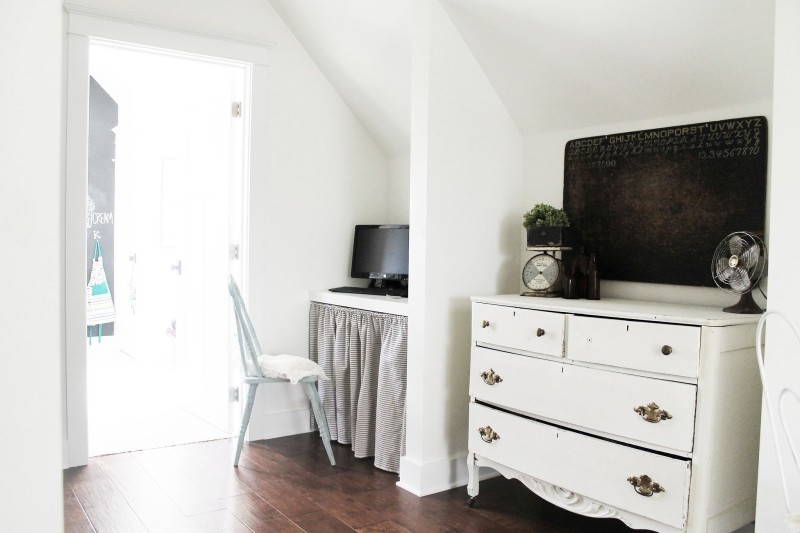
left=661, top=345, right=673, bottom=355
left=634, top=402, right=673, bottom=423
left=480, top=369, right=503, bottom=385
left=536, top=328, right=545, bottom=337
left=478, top=426, right=500, bottom=443
left=627, top=474, right=665, bottom=497
left=481, top=320, right=490, bottom=329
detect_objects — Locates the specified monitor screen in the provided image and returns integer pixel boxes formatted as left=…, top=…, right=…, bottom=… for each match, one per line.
left=350, top=225, right=409, bottom=280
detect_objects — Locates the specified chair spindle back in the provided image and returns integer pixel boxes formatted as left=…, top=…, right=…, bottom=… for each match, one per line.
left=228, top=275, right=265, bottom=379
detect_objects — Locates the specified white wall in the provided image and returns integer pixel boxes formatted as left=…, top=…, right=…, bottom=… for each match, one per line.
left=755, top=0, right=800, bottom=529
left=247, top=3, right=389, bottom=438
left=64, top=0, right=390, bottom=443
left=0, top=1, right=65, bottom=531
left=401, top=0, right=523, bottom=496
left=388, top=155, right=411, bottom=223
left=523, top=103, right=772, bottom=307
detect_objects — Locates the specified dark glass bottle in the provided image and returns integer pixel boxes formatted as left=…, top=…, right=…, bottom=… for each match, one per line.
left=572, top=247, right=588, bottom=298
left=562, top=259, right=578, bottom=299
left=587, top=252, right=600, bottom=300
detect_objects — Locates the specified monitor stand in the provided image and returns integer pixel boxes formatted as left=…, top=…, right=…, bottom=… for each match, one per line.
left=368, top=279, right=408, bottom=297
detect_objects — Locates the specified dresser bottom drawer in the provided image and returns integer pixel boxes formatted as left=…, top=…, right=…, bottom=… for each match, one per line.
left=469, top=403, right=691, bottom=529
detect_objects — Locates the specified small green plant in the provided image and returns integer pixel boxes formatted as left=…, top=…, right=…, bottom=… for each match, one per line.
left=522, top=203, right=570, bottom=228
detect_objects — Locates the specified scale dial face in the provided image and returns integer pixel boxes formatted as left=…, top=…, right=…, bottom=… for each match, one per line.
left=522, top=253, right=562, bottom=292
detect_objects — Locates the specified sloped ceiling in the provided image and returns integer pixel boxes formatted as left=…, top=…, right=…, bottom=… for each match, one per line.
left=269, top=0, right=775, bottom=158
left=268, top=0, right=411, bottom=157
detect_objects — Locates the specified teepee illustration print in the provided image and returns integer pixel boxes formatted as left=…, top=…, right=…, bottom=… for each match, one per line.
left=87, top=240, right=115, bottom=341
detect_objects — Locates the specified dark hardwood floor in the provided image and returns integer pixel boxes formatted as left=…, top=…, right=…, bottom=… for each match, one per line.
left=64, top=433, right=642, bottom=532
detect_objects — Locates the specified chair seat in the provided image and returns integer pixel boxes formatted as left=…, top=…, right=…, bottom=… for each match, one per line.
left=258, top=353, right=329, bottom=384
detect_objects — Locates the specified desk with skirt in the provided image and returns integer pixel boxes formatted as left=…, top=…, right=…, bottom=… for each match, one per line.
left=308, top=292, right=408, bottom=473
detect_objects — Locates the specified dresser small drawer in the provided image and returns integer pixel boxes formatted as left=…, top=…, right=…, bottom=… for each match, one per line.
left=472, top=303, right=565, bottom=357
left=469, top=403, right=691, bottom=529
left=470, top=346, right=697, bottom=452
left=567, top=315, right=701, bottom=378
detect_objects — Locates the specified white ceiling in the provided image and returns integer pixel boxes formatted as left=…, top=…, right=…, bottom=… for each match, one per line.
left=269, top=0, right=775, bottom=158
left=269, top=0, right=411, bottom=157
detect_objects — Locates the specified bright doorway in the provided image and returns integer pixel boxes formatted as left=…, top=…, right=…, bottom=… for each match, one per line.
left=85, top=40, right=249, bottom=457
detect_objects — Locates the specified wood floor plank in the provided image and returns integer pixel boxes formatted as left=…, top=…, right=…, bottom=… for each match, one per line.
left=95, top=453, right=200, bottom=533
left=288, top=509, right=358, bottom=533
left=321, top=464, right=399, bottom=493
left=237, top=444, right=329, bottom=517
left=349, top=485, right=437, bottom=517
left=131, top=447, right=228, bottom=516
left=231, top=457, right=322, bottom=517
left=302, top=482, right=387, bottom=529
left=357, top=520, right=413, bottom=533
left=187, top=508, right=253, bottom=533
left=64, top=463, right=109, bottom=485
left=355, top=489, right=494, bottom=533
left=222, top=492, right=304, bottom=533
left=70, top=475, right=148, bottom=533
left=251, top=475, right=321, bottom=518
left=162, top=440, right=253, bottom=500
left=250, top=433, right=341, bottom=478
left=63, top=483, right=95, bottom=533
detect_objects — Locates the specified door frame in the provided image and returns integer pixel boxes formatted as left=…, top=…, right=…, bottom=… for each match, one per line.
left=63, top=7, right=269, bottom=467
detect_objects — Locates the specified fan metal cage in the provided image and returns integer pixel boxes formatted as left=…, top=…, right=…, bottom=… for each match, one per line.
left=711, top=231, right=766, bottom=314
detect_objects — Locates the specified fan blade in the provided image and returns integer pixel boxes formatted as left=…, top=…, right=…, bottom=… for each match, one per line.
left=718, top=266, right=737, bottom=283
left=715, top=257, right=731, bottom=277
left=740, top=243, right=761, bottom=270
left=730, top=268, right=751, bottom=292
left=728, top=235, right=744, bottom=257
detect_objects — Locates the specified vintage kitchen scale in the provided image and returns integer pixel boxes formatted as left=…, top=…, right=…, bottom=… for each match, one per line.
left=521, top=246, right=570, bottom=297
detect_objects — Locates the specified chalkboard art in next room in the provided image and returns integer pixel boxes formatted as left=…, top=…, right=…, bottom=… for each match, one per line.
left=563, top=116, right=767, bottom=287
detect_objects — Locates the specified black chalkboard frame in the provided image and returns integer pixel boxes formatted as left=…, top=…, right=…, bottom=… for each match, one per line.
left=563, top=116, right=768, bottom=287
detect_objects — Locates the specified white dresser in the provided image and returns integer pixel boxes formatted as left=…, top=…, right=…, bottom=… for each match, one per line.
left=467, top=295, right=761, bottom=533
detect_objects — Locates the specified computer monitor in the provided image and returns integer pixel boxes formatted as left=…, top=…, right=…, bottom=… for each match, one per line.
left=350, top=225, right=409, bottom=282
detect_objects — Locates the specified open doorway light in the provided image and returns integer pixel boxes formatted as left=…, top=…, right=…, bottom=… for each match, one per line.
left=86, top=40, right=248, bottom=457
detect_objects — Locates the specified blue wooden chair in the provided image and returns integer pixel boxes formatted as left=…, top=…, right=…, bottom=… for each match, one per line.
left=228, top=276, right=335, bottom=467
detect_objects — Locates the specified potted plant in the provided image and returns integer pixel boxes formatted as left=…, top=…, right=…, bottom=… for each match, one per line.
left=522, top=203, right=574, bottom=247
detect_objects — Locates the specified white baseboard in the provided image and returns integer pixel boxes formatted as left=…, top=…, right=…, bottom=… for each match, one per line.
left=397, top=453, right=481, bottom=496
left=62, top=437, right=88, bottom=469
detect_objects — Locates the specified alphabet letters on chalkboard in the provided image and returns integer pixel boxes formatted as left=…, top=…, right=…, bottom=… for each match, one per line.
left=563, top=116, right=767, bottom=287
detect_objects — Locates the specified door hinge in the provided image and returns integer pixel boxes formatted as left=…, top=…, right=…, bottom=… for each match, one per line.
left=229, top=386, right=240, bottom=402
left=231, top=101, right=242, bottom=118
left=229, top=244, right=240, bottom=260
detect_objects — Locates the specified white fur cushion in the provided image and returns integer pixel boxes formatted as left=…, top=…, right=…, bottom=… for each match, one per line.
left=257, top=353, right=329, bottom=384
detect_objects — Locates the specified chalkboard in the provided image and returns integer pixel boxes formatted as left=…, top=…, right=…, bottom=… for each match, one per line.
left=563, top=116, right=767, bottom=287
left=87, top=77, right=118, bottom=332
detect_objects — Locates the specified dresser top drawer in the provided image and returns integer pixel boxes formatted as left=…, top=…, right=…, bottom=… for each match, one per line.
left=568, top=315, right=701, bottom=378
left=473, top=302, right=565, bottom=357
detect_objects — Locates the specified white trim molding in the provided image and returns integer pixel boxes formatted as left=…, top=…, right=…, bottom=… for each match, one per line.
left=64, top=3, right=273, bottom=65
left=397, top=453, right=471, bottom=497
left=62, top=6, right=267, bottom=468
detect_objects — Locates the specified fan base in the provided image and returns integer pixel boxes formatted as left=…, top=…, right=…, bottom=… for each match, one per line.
left=723, top=291, right=763, bottom=314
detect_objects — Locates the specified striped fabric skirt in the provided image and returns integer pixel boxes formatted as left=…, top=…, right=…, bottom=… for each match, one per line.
left=309, top=302, right=407, bottom=473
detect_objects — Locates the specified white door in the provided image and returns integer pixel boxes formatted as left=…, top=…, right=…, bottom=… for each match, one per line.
left=176, top=75, right=246, bottom=433
left=90, top=42, right=248, bottom=437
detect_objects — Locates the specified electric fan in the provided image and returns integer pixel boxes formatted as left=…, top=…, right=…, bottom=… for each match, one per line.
left=711, top=231, right=766, bottom=314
